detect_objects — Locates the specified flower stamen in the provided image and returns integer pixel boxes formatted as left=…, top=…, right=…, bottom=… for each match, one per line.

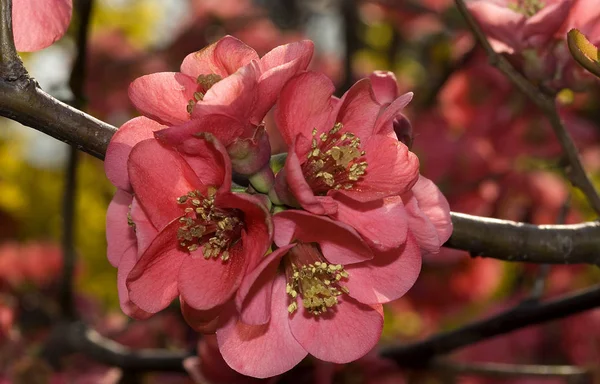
left=302, top=122, right=368, bottom=194
left=175, top=188, right=242, bottom=261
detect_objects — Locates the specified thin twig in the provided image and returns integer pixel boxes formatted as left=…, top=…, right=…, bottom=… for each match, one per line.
left=58, top=0, right=94, bottom=322
left=59, top=147, right=78, bottom=320
left=429, top=360, right=592, bottom=380
left=453, top=0, right=600, bottom=215
left=0, top=0, right=26, bottom=79
left=381, top=284, right=600, bottom=366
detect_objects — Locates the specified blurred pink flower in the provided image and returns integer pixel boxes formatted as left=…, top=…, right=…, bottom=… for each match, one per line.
left=217, top=210, right=421, bottom=378
left=467, top=0, right=572, bottom=53
left=105, top=121, right=272, bottom=326
left=12, top=0, right=72, bottom=52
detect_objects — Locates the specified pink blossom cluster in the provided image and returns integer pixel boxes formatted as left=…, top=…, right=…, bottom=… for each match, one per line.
left=467, top=0, right=600, bottom=90
left=104, top=36, right=452, bottom=377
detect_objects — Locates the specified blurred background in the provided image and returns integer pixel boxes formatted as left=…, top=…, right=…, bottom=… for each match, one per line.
left=1, top=0, right=600, bottom=382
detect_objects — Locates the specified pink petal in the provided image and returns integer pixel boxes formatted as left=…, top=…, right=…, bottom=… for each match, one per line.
left=341, top=134, right=419, bottom=202
left=467, top=1, right=525, bottom=53
left=402, top=176, right=452, bottom=253
left=335, top=78, right=381, bottom=142
left=288, top=297, right=383, bottom=363
left=190, top=63, right=259, bottom=141
left=344, top=234, right=421, bottom=304
left=369, top=71, right=398, bottom=104
left=156, top=131, right=232, bottom=193
left=128, top=72, right=198, bottom=125
left=181, top=35, right=259, bottom=78
left=105, top=117, right=166, bottom=192
left=281, top=140, right=338, bottom=215
left=217, top=275, right=308, bottom=378
left=523, top=1, right=573, bottom=46
left=128, top=139, right=201, bottom=229
left=274, top=210, right=373, bottom=265
left=216, top=192, right=273, bottom=266
left=129, top=197, right=158, bottom=255
left=127, top=221, right=186, bottom=313
left=236, top=246, right=294, bottom=325
left=180, top=297, right=222, bottom=333
left=117, top=245, right=152, bottom=320
left=179, top=240, right=245, bottom=310
left=253, top=40, right=315, bottom=122
left=12, top=0, right=72, bottom=52
left=373, top=92, right=414, bottom=136
left=275, top=71, right=337, bottom=155
left=106, top=190, right=135, bottom=267
left=333, top=195, right=408, bottom=252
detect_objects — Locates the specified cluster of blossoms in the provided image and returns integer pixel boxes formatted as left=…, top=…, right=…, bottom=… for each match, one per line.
left=105, top=36, right=452, bottom=378
left=467, top=0, right=600, bottom=90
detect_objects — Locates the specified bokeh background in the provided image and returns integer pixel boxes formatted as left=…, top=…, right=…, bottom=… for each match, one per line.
left=1, top=0, right=600, bottom=382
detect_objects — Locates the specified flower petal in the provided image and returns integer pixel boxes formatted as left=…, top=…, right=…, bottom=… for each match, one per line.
left=281, top=140, right=338, bottom=215
left=253, top=40, right=314, bottom=122
left=12, top=0, right=72, bottom=52
left=179, top=241, right=245, bottom=310
left=288, top=297, right=383, bottom=363
left=402, top=176, right=452, bottom=253
left=128, top=139, right=201, bottom=229
left=335, top=78, right=381, bottom=142
left=127, top=221, right=186, bottom=313
left=181, top=35, right=259, bottom=78
left=344, top=234, right=421, bottom=304
left=274, top=210, right=373, bottom=265
left=467, top=1, right=525, bottom=53
left=156, top=131, right=232, bottom=193
left=523, top=1, right=572, bottom=47
left=340, top=134, right=419, bottom=202
left=105, top=117, right=166, bottom=192
left=217, top=275, right=308, bottom=378
left=369, top=71, right=398, bottom=104
left=333, top=195, right=408, bottom=252
left=117, top=245, right=153, bottom=320
left=106, top=190, right=135, bottom=267
left=180, top=297, right=222, bottom=333
left=128, top=72, right=198, bottom=125
left=236, top=245, right=293, bottom=326
left=373, top=92, right=413, bottom=136
left=275, top=71, right=337, bottom=154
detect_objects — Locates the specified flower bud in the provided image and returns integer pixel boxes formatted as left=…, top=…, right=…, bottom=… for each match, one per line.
left=228, top=125, right=271, bottom=175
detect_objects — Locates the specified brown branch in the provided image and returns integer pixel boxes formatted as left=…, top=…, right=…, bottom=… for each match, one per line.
left=453, top=0, right=600, bottom=216
left=43, top=321, right=190, bottom=372
left=381, top=284, right=600, bottom=366
left=429, top=360, right=592, bottom=381
left=0, top=0, right=25, bottom=79
left=445, top=212, right=600, bottom=266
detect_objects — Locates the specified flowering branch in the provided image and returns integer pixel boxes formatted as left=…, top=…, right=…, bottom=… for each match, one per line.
left=381, top=284, right=600, bottom=366
left=453, top=0, right=600, bottom=216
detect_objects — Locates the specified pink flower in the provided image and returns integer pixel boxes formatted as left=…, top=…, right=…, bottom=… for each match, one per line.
left=12, top=0, right=72, bottom=52
left=216, top=211, right=421, bottom=378
left=129, top=35, right=313, bottom=174
left=271, top=71, right=421, bottom=253
left=104, top=118, right=272, bottom=326
left=467, top=0, right=573, bottom=53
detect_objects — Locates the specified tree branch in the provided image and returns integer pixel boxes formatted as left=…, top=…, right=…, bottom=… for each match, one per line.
left=445, top=212, right=600, bottom=265
left=44, top=321, right=190, bottom=372
left=453, top=0, right=600, bottom=216
left=381, top=284, right=600, bottom=366
left=428, top=360, right=592, bottom=381
left=0, top=0, right=26, bottom=79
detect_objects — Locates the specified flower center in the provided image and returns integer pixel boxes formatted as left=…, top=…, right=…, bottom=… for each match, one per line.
left=175, top=188, right=242, bottom=261
left=186, top=74, right=223, bottom=114
left=508, top=0, right=545, bottom=17
left=302, top=122, right=368, bottom=194
left=285, top=243, right=350, bottom=316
